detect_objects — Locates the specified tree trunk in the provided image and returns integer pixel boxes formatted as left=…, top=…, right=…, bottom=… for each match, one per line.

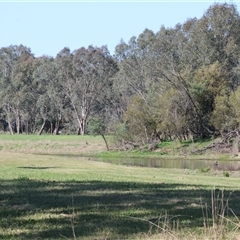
left=76, top=118, right=86, bottom=135
left=54, top=114, right=62, bottom=135
left=54, top=126, right=60, bottom=135
left=53, top=119, right=60, bottom=135
left=38, top=119, right=46, bottom=135
left=72, top=103, right=88, bottom=135
left=80, top=118, right=86, bottom=135
left=101, top=134, right=109, bottom=151
left=16, top=115, right=21, bottom=134
left=50, top=122, right=53, bottom=134
left=5, top=104, right=13, bottom=135
left=8, top=120, right=13, bottom=135
left=25, top=118, right=29, bottom=135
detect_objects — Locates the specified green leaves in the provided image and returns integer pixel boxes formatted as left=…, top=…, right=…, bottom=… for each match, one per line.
left=212, top=86, right=240, bottom=134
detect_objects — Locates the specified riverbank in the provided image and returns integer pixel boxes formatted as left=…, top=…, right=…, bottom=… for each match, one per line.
left=0, top=134, right=238, bottom=161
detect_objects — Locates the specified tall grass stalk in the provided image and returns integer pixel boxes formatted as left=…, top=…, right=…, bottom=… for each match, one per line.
left=201, top=189, right=233, bottom=240
left=136, top=189, right=238, bottom=240
left=70, top=194, right=77, bottom=240
left=60, top=194, right=77, bottom=240
left=131, top=211, right=179, bottom=239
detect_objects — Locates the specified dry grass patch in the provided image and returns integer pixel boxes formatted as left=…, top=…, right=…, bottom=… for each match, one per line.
left=0, top=135, right=108, bottom=155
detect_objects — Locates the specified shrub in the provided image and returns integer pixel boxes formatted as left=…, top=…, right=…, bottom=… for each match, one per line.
left=223, top=171, right=230, bottom=177
left=200, top=167, right=211, bottom=173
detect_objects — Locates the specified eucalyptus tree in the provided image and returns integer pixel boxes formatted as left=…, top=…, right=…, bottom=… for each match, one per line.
left=149, top=24, right=213, bottom=137
left=150, top=3, right=240, bottom=138
left=0, top=45, right=35, bottom=134
left=55, top=46, right=118, bottom=135
left=33, top=56, right=55, bottom=134
left=113, top=30, right=161, bottom=143
left=211, top=86, right=240, bottom=151
left=113, top=2, right=240, bottom=144
left=202, top=3, right=240, bottom=70
left=114, top=27, right=192, bottom=143
left=114, top=29, right=156, bottom=102
left=33, top=55, right=70, bottom=135
left=0, top=46, right=15, bottom=133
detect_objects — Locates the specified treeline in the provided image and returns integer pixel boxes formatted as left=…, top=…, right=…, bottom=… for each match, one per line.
left=0, top=45, right=118, bottom=136
left=1, top=3, right=240, bottom=148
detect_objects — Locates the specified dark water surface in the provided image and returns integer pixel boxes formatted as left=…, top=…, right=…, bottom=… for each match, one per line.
left=93, top=157, right=240, bottom=171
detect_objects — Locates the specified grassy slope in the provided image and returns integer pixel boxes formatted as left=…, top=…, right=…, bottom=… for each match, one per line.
left=0, top=134, right=108, bottom=155
left=0, top=135, right=240, bottom=239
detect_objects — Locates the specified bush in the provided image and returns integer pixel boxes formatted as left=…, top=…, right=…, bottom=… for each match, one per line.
left=223, top=171, right=230, bottom=177
left=200, top=167, right=211, bottom=173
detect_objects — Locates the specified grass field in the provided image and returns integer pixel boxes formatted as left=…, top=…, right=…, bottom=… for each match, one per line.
left=0, top=135, right=240, bottom=239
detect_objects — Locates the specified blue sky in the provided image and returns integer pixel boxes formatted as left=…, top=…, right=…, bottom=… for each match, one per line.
left=0, top=1, right=239, bottom=57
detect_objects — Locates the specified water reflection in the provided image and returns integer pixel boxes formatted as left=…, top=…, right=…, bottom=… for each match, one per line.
left=93, top=157, right=240, bottom=171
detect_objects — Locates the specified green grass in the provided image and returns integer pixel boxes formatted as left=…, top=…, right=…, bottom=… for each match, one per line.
left=0, top=135, right=240, bottom=239
left=0, top=133, right=95, bottom=141
left=0, top=134, right=108, bottom=156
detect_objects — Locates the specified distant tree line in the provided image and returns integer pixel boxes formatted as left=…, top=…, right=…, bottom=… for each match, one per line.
left=1, top=3, right=240, bottom=149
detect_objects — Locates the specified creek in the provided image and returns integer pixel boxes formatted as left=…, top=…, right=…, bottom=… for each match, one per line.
left=93, top=157, right=240, bottom=171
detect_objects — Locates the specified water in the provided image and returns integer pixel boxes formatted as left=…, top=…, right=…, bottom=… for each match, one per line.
left=93, top=157, right=240, bottom=171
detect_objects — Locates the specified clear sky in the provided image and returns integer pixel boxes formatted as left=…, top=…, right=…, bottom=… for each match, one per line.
left=1, top=1, right=239, bottom=57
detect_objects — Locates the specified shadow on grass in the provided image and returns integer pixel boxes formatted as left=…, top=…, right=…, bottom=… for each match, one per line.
left=0, top=179, right=240, bottom=239
left=17, top=166, right=59, bottom=170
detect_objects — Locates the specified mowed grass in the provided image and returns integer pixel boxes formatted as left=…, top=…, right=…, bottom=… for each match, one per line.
left=0, top=135, right=240, bottom=239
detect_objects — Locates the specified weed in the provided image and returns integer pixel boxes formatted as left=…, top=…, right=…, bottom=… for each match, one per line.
left=17, top=175, right=29, bottom=181
left=60, top=194, right=77, bottom=240
left=159, top=151, right=168, bottom=155
left=200, top=167, right=211, bottom=173
left=131, top=211, right=179, bottom=239
left=156, top=142, right=172, bottom=148
left=223, top=171, right=230, bottom=177
left=200, top=189, right=236, bottom=240
left=131, top=189, right=239, bottom=240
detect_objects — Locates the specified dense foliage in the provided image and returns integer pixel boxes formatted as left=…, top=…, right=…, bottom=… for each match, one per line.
left=1, top=3, right=240, bottom=148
